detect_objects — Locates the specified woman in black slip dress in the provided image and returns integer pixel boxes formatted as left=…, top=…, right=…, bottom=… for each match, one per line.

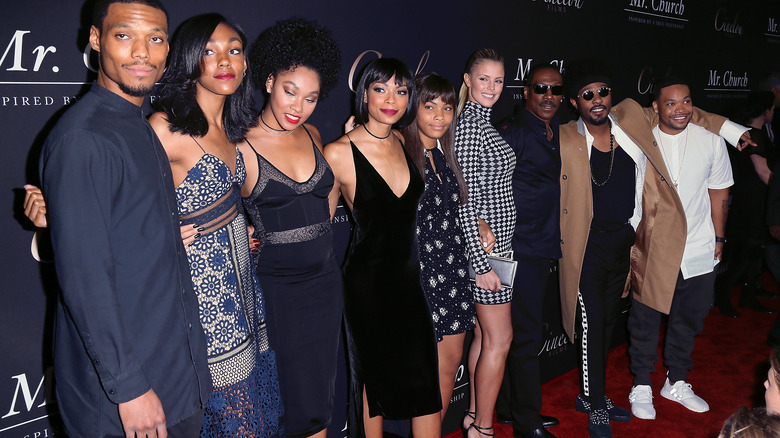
left=324, top=58, right=441, bottom=438
left=239, top=19, right=343, bottom=438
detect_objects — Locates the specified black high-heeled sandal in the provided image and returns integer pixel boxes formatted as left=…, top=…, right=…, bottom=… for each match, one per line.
left=461, top=411, right=476, bottom=437
left=468, top=423, right=495, bottom=437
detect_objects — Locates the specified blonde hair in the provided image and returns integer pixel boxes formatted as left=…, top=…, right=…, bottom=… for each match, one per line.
left=457, top=48, right=504, bottom=115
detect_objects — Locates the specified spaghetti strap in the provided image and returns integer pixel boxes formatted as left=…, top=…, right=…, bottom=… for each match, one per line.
left=300, top=124, right=315, bottom=144
left=190, top=136, right=207, bottom=153
left=244, top=138, right=261, bottom=155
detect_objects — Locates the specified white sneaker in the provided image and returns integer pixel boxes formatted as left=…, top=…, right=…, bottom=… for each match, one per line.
left=660, top=378, right=710, bottom=413
left=628, top=385, right=656, bottom=420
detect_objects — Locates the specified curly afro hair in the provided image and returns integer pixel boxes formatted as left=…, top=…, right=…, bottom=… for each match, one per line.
left=249, top=18, right=341, bottom=98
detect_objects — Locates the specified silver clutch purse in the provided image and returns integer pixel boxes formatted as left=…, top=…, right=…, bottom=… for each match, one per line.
left=467, top=250, right=518, bottom=289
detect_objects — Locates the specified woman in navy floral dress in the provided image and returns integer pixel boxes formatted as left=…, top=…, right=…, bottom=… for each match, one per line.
left=401, top=72, right=474, bottom=422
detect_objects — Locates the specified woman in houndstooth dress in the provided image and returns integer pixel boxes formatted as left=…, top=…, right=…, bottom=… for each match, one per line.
left=455, top=49, right=516, bottom=438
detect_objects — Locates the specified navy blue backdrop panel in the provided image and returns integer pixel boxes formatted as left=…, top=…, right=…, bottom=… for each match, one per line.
left=3, top=0, right=780, bottom=437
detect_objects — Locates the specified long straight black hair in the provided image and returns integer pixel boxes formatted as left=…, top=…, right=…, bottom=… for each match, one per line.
left=154, top=13, right=257, bottom=143
left=402, top=72, right=467, bottom=203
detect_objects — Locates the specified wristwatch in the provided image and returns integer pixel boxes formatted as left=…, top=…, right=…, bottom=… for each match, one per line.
left=715, top=236, right=727, bottom=243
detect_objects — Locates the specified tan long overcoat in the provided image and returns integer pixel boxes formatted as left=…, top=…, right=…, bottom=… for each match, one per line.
left=558, top=99, right=728, bottom=341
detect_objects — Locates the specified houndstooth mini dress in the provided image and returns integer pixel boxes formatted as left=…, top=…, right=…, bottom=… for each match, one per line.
left=455, top=100, right=516, bottom=305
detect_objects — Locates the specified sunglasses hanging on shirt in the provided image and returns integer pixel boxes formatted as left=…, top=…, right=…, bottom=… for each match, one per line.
left=577, top=86, right=612, bottom=101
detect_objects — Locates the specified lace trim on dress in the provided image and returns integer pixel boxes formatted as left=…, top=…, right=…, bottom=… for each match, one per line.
left=263, top=220, right=331, bottom=245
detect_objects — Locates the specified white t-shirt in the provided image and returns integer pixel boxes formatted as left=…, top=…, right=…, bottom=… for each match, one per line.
left=653, top=123, right=733, bottom=279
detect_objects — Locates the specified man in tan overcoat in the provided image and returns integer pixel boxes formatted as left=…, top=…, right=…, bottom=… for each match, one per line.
left=559, top=70, right=749, bottom=432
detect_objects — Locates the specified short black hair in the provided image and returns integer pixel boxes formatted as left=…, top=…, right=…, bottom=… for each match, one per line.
left=652, top=75, right=691, bottom=102
left=154, top=13, right=256, bottom=143
left=249, top=18, right=341, bottom=99
left=562, top=58, right=610, bottom=98
left=525, top=62, right=562, bottom=87
left=743, top=91, right=775, bottom=123
left=92, top=0, right=168, bottom=32
left=354, top=57, right=416, bottom=128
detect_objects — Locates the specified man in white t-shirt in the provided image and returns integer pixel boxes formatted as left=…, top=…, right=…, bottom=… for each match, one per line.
left=627, top=77, right=733, bottom=419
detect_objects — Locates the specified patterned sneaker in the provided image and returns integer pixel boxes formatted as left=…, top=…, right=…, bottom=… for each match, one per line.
left=576, top=394, right=633, bottom=422
left=628, top=385, right=656, bottom=420
left=660, top=378, right=710, bottom=413
left=588, top=408, right=612, bottom=438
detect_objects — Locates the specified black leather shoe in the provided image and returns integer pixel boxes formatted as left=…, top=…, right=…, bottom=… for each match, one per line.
left=514, top=426, right=557, bottom=438
left=575, top=394, right=632, bottom=422
left=588, top=408, right=612, bottom=438
left=739, top=297, right=775, bottom=313
left=496, top=414, right=512, bottom=425
left=541, top=415, right=559, bottom=428
left=499, top=415, right=558, bottom=427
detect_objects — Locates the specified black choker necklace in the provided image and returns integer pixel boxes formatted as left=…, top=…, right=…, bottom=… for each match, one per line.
left=364, top=124, right=391, bottom=141
left=260, top=111, right=288, bottom=132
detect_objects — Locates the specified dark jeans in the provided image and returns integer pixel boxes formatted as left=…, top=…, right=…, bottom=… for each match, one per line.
left=628, top=270, right=716, bottom=385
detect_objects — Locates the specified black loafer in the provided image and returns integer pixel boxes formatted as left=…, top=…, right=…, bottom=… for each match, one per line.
left=499, top=415, right=558, bottom=427
left=541, top=415, right=559, bottom=428
left=514, top=425, right=557, bottom=438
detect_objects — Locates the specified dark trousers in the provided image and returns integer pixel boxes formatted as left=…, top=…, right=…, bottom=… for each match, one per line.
left=715, top=240, right=765, bottom=305
left=105, top=409, right=204, bottom=438
left=496, top=256, right=556, bottom=431
left=576, top=224, right=634, bottom=407
left=628, top=270, right=716, bottom=385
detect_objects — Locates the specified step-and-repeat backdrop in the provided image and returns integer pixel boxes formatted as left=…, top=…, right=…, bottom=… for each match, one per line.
left=2, top=0, right=779, bottom=436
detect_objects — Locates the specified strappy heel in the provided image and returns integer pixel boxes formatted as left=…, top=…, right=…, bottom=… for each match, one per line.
left=461, top=410, right=476, bottom=437
left=468, top=423, right=495, bottom=437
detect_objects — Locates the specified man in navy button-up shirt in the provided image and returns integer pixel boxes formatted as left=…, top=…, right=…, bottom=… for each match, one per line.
left=495, top=64, right=564, bottom=438
left=38, top=1, right=210, bottom=436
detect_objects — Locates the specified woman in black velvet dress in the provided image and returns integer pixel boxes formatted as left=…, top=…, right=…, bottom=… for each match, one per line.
left=324, top=58, right=441, bottom=438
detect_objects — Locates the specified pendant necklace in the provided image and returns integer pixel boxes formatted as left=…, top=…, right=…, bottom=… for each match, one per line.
left=657, top=127, right=689, bottom=190
left=589, top=119, right=616, bottom=187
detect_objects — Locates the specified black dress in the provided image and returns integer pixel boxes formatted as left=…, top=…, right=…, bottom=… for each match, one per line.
left=417, top=147, right=475, bottom=341
left=242, top=126, right=343, bottom=438
left=342, top=140, right=441, bottom=431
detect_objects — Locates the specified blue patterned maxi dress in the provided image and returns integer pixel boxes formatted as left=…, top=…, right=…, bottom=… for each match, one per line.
left=177, top=140, right=283, bottom=438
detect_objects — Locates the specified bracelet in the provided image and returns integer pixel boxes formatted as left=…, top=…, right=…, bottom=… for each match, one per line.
left=715, top=236, right=727, bottom=243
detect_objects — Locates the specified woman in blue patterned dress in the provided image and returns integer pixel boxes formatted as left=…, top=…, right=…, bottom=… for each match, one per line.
left=149, top=14, right=282, bottom=437
left=455, top=49, right=516, bottom=438
left=400, top=72, right=475, bottom=422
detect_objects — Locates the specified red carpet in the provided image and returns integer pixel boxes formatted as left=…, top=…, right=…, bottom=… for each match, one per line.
left=448, top=274, right=780, bottom=438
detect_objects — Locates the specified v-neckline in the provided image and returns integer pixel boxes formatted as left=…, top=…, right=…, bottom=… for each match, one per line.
left=255, top=141, right=319, bottom=185
left=351, top=141, right=411, bottom=199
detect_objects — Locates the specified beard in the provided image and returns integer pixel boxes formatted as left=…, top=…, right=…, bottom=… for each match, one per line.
left=584, top=105, right=610, bottom=125
left=118, top=81, right=155, bottom=97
